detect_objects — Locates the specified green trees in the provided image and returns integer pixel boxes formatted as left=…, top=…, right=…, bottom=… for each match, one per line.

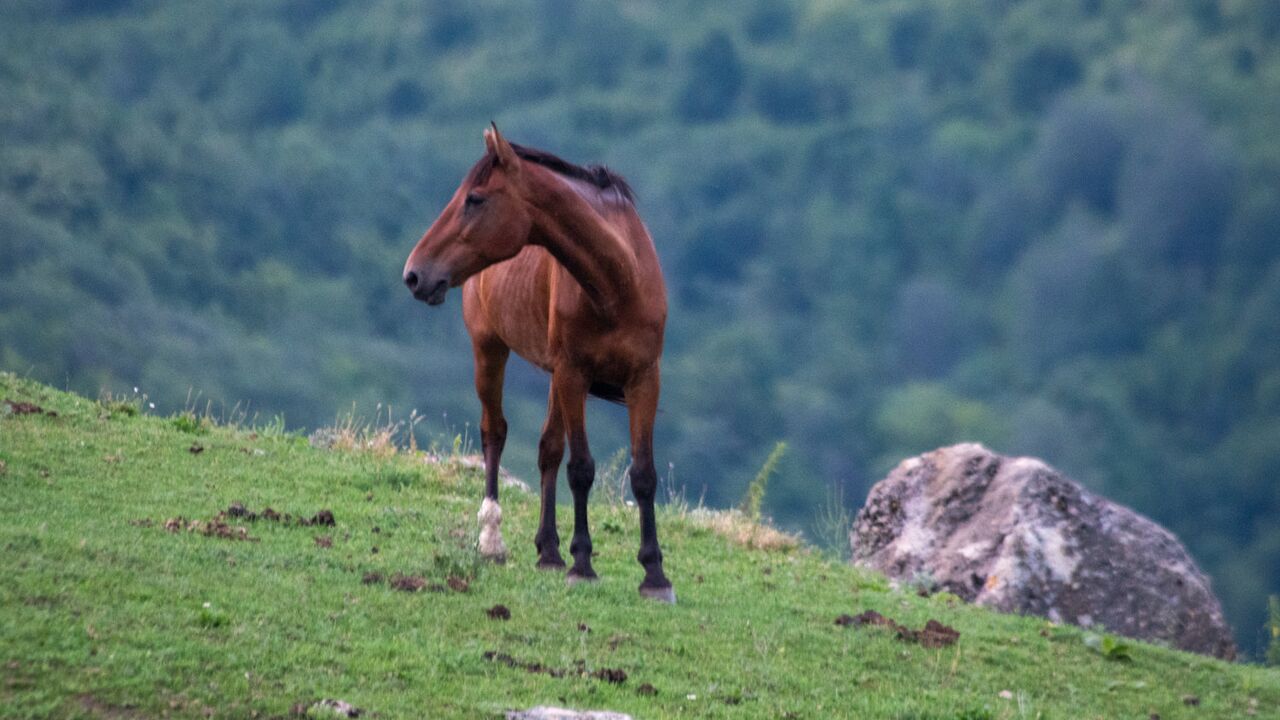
left=676, top=31, right=743, bottom=123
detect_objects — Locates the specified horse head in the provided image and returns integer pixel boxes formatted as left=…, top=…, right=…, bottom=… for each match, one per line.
left=403, top=123, right=531, bottom=305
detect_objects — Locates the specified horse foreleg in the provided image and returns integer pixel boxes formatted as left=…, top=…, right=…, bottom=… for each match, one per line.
left=534, top=385, right=566, bottom=568
left=555, top=369, right=597, bottom=582
left=627, top=366, right=674, bottom=602
left=474, top=338, right=510, bottom=562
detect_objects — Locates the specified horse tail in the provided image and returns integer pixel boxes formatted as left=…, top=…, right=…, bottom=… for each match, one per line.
left=589, top=381, right=626, bottom=406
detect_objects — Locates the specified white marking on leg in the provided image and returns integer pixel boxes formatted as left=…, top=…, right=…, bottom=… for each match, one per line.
left=477, top=497, right=508, bottom=560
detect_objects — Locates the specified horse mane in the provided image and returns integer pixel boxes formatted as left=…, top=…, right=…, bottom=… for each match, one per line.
left=465, top=142, right=636, bottom=205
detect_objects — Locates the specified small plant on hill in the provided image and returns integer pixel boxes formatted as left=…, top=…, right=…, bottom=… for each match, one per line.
left=1084, top=632, right=1133, bottom=661
left=929, top=591, right=963, bottom=606
left=171, top=411, right=208, bottom=434
left=196, top=603, right=229, bottom=630
left=421, top=410, right=475, bottom=459
left=433, top=523, right=483, bottom=583
left=257, top=413, right=290, bottom=439
left=592, top=447, right=631, bottom=506
left=811, top=480, right=854, bottom=560
left=739, top=441, right=787, bottom=522
left=98, top=390, right=144, bottom=418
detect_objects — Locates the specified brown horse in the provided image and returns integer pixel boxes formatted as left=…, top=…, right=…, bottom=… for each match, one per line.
left=403, top=124, right=674, bottom=602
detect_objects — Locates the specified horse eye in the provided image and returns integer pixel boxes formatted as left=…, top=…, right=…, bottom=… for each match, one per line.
left=465, top=192, right=485, bottom=208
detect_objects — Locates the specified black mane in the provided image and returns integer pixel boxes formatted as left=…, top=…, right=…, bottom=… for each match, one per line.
left=465, top=142, right=635, bottom=204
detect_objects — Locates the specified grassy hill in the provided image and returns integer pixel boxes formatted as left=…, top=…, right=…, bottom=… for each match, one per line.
left=1, top=372, right=1276, bottom=719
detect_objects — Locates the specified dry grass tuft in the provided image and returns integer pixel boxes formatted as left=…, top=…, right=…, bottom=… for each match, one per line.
left=310, top=422, right=398, bottom=456
left=309, top=405, right=420, bottom=457
left=687, top=508, right=801, bottom=552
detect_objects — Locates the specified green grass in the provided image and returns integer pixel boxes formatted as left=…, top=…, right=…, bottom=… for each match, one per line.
left=1, top=373, right=1277, bottom=719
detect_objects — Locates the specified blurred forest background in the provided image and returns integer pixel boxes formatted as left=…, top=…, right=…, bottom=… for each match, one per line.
left=2, top=0, right=1278, bottom=655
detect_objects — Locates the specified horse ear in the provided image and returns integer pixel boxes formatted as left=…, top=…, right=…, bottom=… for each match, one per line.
left=484, top=122, right=519, bottom=171
left=483, top=123, right=500, bottom=156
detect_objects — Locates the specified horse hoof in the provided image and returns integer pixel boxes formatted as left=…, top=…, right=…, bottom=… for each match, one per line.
left=536, top=556, right=567, bottom=570
left=566, top=570, right=599, bottom=585
left=639, top=584, right=676, bottom=604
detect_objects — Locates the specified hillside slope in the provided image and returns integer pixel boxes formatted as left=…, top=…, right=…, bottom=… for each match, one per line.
left=1, top=374, right=1276, bottom=719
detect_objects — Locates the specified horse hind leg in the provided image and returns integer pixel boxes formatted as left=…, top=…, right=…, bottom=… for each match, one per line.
left=474, top=337, right=510, bottom=562
left=555, top=370, right=598, bottom=583
left=534, top=384, right=566, bottom=568
left=627, top=368, right=674, bottom=602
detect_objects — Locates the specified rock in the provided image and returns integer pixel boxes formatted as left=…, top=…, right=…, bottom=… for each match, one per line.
left=506, top=708, right=632, bottom=720
left=307, top=698, right=363, bottom=717
left=428, top=453, right=531, bottom=493
left=850, top=443, right=1236, bottom=659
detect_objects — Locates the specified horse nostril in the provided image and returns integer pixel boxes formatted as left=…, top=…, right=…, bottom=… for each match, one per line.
left=404, top=270, right=419, bottom=291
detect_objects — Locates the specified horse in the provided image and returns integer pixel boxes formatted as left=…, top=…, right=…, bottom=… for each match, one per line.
left=402, top=124, right=674, bottom=602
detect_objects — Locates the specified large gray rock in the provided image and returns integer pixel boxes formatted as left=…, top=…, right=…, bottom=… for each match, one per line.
left=850, top=443, right=1236, bottom=659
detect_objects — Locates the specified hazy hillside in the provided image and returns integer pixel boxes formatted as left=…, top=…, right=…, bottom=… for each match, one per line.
left=2, top=1, right=1279, bottom=653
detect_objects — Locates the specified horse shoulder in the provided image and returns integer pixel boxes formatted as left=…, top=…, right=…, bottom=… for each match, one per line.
left=464, top=248, right=556, bottom=370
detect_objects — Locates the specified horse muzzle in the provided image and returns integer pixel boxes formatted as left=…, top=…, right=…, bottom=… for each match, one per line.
left=404, top=265, right=450, bottom=306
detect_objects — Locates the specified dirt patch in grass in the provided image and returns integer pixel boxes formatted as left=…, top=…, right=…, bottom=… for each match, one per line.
left=836, top=610, right=960, bottom=649
left=916, top=620, right=961, bottom=648
left=164, top=516, right=256, bottom=542
left=156, top=504, right=338, bottom=543
left=308, top=509, right=336, bottom=526
left=389, top=573, right=429, bottom=592
left=487, top=604, right=511, bottom=620
left=225, top=502, right=334, bottom=526
left=373, top=571, right=469, bottom=594
left=593, top=667, right=627, bottom=684
left=3, top=399, right=57, bottom=418
left=77, top=693, right=142, bottom=719
left=4, top=659, right=35, bottom=690
left=482, top=651, right=627, bottom=684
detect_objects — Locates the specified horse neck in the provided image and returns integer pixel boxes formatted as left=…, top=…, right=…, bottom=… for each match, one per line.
left=524, top=168, right=639, bottom=316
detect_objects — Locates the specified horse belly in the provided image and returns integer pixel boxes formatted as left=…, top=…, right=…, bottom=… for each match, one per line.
left=561, top=320, right=663, bottom=388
